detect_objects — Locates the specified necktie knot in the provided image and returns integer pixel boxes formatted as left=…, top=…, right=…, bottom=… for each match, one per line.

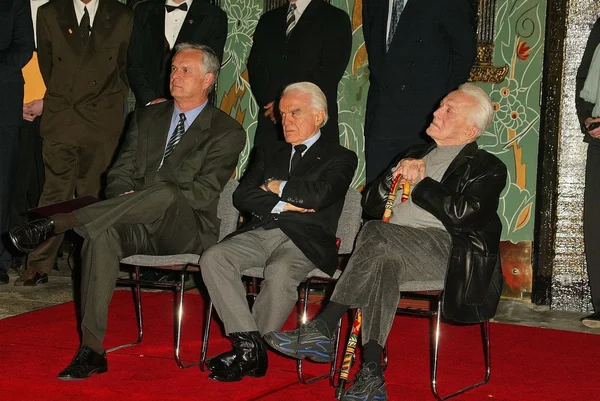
left=165, top=2, right=188, bottom=13
left=294, top=144, right=307, bottom=153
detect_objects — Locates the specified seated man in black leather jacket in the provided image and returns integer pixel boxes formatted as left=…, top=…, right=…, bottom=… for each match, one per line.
left=264, top=83, right=507, bottom=401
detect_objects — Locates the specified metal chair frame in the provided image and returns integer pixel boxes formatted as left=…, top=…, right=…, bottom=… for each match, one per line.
left=107, top=262, right=202, bottom=369
left=385, top=290, right=491, bottom=400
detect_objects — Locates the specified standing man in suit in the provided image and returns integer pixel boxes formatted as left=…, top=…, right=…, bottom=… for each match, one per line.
left=362, top=0, right=476, bottom=182
left=247, top=0, right=352, bottom=150
left=200, top=82, right=357, bottom=382
left=14, top=0, right=133, bottom=286
left=127, top=0, right=227, bottom=107
left=0, top=0, right=34, bottom=284
left=10, top=44, right=246, bottom=379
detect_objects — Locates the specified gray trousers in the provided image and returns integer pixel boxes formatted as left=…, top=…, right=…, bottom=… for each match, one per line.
left=75, top=182, right=205, bottom=343
left=331, top=221, right=452, bottom=346
left=200, top=228, right=316, bottom=336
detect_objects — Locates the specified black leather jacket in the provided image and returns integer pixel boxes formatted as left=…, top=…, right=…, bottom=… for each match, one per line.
left=363, top=142, right=507, bottom=323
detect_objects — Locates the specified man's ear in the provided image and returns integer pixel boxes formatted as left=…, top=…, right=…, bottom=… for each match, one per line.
left=203, top=72, right=216, bottom=90
left=315, top=109, right=325, bottom=127
left=463, top=125, right=479, bottom=142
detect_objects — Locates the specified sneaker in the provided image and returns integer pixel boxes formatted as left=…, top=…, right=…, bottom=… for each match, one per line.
left=263, top=320, right=334, bottom=363
left=582, top=312, right=600, bottom=328
left=342, top=362, right=388, bottom=401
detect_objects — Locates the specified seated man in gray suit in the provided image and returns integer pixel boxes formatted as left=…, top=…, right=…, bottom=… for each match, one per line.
left=9, top=43, right=246, bottom=380
left=200, top=82, right=358, bottom=382
left=265, top=84, right=506, bottom=401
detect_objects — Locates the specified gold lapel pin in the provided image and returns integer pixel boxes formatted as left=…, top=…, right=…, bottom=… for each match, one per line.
left=68, top=28, right=73, bottom=34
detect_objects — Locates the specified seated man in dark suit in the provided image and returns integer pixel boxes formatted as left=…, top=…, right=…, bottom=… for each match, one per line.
left=265, top=83, right=507, bottom=401
left=9, top=43, right=246, bottom=380
left=200, top=82, right=358, bottom=382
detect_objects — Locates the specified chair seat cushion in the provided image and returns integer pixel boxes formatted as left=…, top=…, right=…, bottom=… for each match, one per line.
left=398, top=280, right=444, bottom=292
left=120, top=254, right=201, bottom=271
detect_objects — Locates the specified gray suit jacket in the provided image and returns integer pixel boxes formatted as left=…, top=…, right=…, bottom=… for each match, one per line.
left=106, top=101, right=246, bottom=248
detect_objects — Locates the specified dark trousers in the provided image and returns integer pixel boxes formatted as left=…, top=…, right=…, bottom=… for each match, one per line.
left=74, top=182, right=206, bottom=343
left=27, top=139, right=118, bottom=274
left=585, top=144, right=600, bottom=312
left=0, top=124, right=20, bottom=273
left=10, top=117, right=45, bottom=228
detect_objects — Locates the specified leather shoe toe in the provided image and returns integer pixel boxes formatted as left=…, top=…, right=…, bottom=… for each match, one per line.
left=57, top=345, right=108, bottom=380
left=14, top=269, right=48, bottom=287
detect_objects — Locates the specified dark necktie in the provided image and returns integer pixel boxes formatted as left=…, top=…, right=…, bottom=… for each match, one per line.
left=285, top=3, right=297, bottom=38
left=289, top=144, right=307, bottom=175
left=164, top=113, right=186, bottom=161
left=79, top=7, right=90, bottom=46
left=165, top=2, right=188, bottom=13
left=386, top=0, right=405, bottom=51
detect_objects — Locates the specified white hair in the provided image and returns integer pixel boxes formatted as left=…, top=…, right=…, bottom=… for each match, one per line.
left=457, top=83, right=494, bottom=137
left=282, top=82, right=329, bottom=127
left=173, top=43, right=220, bottom=93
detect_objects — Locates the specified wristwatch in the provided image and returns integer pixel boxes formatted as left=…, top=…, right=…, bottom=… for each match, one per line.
left=263, top=177, right=277, bottom=193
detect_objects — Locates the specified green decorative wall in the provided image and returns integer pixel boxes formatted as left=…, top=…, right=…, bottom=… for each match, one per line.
left=215, top=0, right=546, bottom=245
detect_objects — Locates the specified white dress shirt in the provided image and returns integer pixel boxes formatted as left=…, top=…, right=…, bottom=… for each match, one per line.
left=289, top=0, right=311, bottom=22
left=31, top=0, right=50, bottom=47
left=73, top=0, right=99, bottom=28
left=386, top=0, right=410, bottom=44
left=164, top=0, right=193, bottom=49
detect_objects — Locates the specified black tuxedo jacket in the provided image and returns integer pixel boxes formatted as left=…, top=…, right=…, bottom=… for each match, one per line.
left=232, top=139, right=358, bottom=276
left=247, top=0, right=351, bottom=149
left=105, top=101, right=246, bottom=248
left=363, top=0, right=476, bottom=148
left=127, top=0, right=227, bottom=106
left=0, top=0, right=34, bottom=126
left=363, top=142, right=507, bottom=323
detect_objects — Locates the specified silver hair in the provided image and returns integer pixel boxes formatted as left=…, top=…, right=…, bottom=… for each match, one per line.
left=282, top=82, right=329, bottom=127
left=457, top=82, right=494, bottom=137
left=173, top=43, right=220, bottom=93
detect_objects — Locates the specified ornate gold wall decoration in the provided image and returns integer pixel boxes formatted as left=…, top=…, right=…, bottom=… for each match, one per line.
left=469, top=0, right=509, bottom=83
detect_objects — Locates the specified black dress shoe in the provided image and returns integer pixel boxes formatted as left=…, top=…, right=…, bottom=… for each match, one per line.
left=208, top=331, right=268, bottom=382
left=9, top=218, right=56, bottom=253
left=207, top=349, right=237, bottom=372
left=57, top=345, right=108, bottom=380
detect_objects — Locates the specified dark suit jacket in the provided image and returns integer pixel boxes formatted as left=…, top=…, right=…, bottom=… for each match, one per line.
left=127, top=0, right=227, bottom=106
left=247, top=0, right=352, bottom=148
left=106, top=101, right=246, bottom=248
left=231, top=139, right=358, bottom=276
left=363, top=0, right=476, bottom=148
left=363, top=142, right=507, bottom=323
left=576, top=17, right=600, bottom=146
left=37, top=0, right=133, bottom=146
left=0, top=0, right=34, bottom=126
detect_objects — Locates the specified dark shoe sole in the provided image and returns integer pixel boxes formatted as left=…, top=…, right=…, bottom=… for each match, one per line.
left=57, top=366, right=108, bottom=381
left=208, top=368, right=266, bottom=382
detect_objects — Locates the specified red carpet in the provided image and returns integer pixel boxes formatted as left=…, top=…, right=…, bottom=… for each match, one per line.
left=1, top=291, right=599, bottom=401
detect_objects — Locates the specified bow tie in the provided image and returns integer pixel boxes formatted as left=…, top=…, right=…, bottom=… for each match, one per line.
left=165, top=2, right=188, bottom=13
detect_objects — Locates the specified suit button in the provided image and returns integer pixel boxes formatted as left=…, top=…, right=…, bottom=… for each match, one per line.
left=409, top=62, right=415, bottom=67
left=282, top=54, right=287, bottom=59
left=92, top=103, right=97, bottom=107
left=273, top=216, right=279, bottom=221
left=92, top=80, right=97, bottom=85
left=400, top=85, right=406, bottom=90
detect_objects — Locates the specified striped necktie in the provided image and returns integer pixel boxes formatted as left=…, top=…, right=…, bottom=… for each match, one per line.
left=285, top=3, right=297, bottom=38
left=164, top=113, right=186, bottom=160
left=387, top=0, right=405, bottom=51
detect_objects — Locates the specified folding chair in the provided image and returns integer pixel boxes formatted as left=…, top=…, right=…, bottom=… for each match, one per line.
left=107, top=179, right=240, bottom=369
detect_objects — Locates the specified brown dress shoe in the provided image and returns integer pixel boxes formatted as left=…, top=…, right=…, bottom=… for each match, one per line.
left=14, top=268, right=48, bottom=286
